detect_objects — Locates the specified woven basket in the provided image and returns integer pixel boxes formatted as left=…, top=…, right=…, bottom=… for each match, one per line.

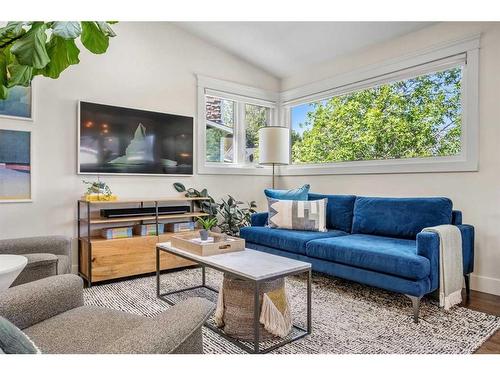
left=220, top=274, right=285, bottom=341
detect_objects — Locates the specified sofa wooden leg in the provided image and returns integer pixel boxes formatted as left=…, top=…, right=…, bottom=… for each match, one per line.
left=464, top=274, right=471, bottom=302
left=405, top=295, right=422, bottom=323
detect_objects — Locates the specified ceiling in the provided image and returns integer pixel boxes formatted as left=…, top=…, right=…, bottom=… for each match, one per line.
left=175, top=22, right=434, bottom=78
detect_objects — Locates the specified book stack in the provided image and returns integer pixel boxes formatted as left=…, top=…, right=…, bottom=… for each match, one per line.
left=101, top=227, right=133, bottom=240
left=165, top=222, right=195, bottom=233
left=134, top=224, right=164, bottom=236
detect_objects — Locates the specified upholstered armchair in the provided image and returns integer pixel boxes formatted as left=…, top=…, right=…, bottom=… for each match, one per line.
left=0, top=274, right=214, bottom=354
left=0, top=236, right=72, bottom=286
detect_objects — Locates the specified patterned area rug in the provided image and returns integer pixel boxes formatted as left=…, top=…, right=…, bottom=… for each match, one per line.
left=83, top=268, right=500, bottom=354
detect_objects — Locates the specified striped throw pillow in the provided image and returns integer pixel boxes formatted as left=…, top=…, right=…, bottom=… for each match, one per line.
left=267, top=198, right=328, bottom=232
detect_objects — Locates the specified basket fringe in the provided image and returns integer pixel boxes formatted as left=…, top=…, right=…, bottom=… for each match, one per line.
left=259, top=292, right=292, bottom=338
left=214, top=283, right=225, bottom=327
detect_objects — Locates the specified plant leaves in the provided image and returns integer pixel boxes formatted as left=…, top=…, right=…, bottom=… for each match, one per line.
left=0, top=22, right=26, bottom=49
left=81, top=21, right=109, bottom=54
left=51, top=21, right=82, bottom=40
left=10, top=22, right=50, bottom=69
left=173, top=182, right=186, bottom=192
left=7, top=64, right=32, bottom=87
left=41, top=36, right=80, bottom=79
left=96, top=22, right=116, bottom=37
left=0, top=53, right=8, bottom=99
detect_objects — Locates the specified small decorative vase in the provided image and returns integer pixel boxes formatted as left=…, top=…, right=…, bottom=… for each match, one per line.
left=199, top=229, right=209, bottom=241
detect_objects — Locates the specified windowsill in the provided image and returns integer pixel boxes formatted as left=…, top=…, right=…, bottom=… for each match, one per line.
left=197, top=163, right=273, bottom=176
left=280, top=155, right=478, bottom=176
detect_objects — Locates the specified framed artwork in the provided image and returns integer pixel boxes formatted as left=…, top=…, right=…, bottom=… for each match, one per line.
left=0, top=85, right=33, bottom=120
left=0, top=129, right=32, bottom=202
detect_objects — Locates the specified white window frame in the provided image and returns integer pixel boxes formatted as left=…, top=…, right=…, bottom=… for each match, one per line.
left=280, top=34, right=480, bottom=176
left=197, top=75, right=279, bottom=175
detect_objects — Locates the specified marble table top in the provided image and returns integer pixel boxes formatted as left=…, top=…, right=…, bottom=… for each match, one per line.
left=157, top=242, right=311, bottom=281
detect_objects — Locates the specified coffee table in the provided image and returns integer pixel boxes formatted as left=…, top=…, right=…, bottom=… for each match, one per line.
left=156, top=243, right=312, bottom=354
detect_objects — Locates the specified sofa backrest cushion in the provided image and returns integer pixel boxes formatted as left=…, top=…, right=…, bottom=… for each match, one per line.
left=264, top=184, right=310, bottom=201
left=308, top=193, right=357, bottom=232
left=351, top=196, right=453, bottom=239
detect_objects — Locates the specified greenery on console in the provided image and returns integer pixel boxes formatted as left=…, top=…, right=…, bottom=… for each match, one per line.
left=83, top=179, right=113, bottom=198
left=0, top=21, right=117, bottom=99
left=173, top=182, right=257, bottom=236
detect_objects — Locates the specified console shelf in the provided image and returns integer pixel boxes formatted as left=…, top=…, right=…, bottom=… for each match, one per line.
left=77, top=197, right=208, bottom=287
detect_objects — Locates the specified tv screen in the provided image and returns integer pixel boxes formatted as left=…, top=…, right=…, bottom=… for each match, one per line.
left=79, top=102, right=193, bottom=175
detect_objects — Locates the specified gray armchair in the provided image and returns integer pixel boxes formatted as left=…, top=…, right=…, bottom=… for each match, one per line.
left=0, top=236, right=71, bottom=286
left=0, top=274, right=214, bottom=354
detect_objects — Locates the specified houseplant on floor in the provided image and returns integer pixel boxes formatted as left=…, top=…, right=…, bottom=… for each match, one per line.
left=173, top=183, right=257, bottom=236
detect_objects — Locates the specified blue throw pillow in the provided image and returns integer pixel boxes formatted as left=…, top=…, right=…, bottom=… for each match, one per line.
left=0, top=316, right=40, bottom=354
left=264, top=184, right=310, bottom=201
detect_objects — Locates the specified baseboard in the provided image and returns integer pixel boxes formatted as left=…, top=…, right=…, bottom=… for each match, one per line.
left=471, top=274, right=500, bottom=296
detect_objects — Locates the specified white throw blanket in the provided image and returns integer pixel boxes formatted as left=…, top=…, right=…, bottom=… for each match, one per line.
left=422, top=225, right=463, bottom=310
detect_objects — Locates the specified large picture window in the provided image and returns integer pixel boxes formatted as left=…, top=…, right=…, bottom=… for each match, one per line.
left=291, top=67, right=463, bottom=165
left=198, top=76, right=277, bottom=174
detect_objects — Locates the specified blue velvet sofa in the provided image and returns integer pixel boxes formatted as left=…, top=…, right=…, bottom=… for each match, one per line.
left=240, top=194, right=474, bottom=322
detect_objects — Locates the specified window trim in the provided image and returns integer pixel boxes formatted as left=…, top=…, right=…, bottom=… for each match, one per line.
left=280, top=34, right=480, bottom=176
left=197, top=75, right=279, bottom=175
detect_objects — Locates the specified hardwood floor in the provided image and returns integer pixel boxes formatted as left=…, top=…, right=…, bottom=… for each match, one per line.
left=462, top=289, right=500, bottom=353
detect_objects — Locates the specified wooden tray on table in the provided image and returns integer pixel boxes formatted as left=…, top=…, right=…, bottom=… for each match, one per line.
left=170, top=231, right=245, bottom=256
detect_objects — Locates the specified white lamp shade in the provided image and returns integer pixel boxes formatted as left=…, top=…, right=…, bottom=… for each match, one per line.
left=258, top=127, right=290, bottom=165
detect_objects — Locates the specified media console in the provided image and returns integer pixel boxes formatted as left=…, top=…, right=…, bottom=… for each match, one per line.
left=77, top=197, right=209, bottom=287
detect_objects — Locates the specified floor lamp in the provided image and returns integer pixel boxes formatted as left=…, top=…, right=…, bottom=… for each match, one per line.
left=258, top=127, right=290, bottom=189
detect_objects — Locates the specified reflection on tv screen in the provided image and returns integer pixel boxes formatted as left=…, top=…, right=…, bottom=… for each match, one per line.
left=79, top=102, right=193, bottom=175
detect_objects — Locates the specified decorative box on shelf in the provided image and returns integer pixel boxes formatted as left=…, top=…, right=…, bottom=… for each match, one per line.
left=82, top=194, right=118, bottom=202
left=171, top=231, right=245, bottom=256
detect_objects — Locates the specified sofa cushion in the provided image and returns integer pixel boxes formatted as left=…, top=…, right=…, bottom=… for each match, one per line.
left=267, top=197, right=327, bottom=232
left=306, top=234, right=430, bottom=280
left=240, top=226, right=347, bottom=255
left=308, top=193, right=356, bottom=232
left=0, top=316, right=40, bottom=354
left=264, top=184, right=310, bottom=201
left=351, top=196, right=453, bottom=239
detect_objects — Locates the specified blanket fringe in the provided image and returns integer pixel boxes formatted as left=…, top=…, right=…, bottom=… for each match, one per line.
left=214, top=283, right=224, bottom=327
left=442, top=289, right=462, bottom=310
left=259, top=292, right=292, bottom=338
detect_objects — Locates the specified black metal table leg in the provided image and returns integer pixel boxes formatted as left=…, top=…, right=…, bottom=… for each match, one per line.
left=202, top=265, right=206, bottom=286
left=307, top=268, right=312, bottom=334
left=156, top=247, right=160, bottom=297
left=254, top=280, right=260, bottom=354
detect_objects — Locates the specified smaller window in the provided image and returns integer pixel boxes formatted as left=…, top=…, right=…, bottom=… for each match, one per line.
left=245, top=104, right=271, bottom=163
left=205, top=96, right=235, bottom=163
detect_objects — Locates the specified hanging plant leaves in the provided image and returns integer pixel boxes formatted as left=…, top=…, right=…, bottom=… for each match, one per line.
left=41, top=36, right=80, bottom=79
left=52, top=21, right=82, bottom=40
left=81, top=21, right=109, bottom=54
left=10, top=22, right=50, bottom=69
left=0, top=21, right=116, bottom=99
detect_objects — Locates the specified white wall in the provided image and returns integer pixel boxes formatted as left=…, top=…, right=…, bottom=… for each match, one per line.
left=0, top=22, right=278, bottom=267
left=279, top=22, right=500, bottom=295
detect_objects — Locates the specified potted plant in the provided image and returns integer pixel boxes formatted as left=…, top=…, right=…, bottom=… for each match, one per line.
left=196, top=217, right=218, bottom=241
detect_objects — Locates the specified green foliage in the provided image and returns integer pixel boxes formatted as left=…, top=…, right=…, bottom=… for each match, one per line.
left=173, top=183, right=257, bottom=236
left=292, top=68, right=462, bottom=163
left=218, top=195, right=257, bottom=237
left=0, top=21, right=117, bottom=99
left=196, top=216, right=218, bottom=231
left=245, top=104, right=269, bottom=163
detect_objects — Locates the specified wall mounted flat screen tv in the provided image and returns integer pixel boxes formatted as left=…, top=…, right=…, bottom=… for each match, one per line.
left=79, top=102, right=193, bottom=175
